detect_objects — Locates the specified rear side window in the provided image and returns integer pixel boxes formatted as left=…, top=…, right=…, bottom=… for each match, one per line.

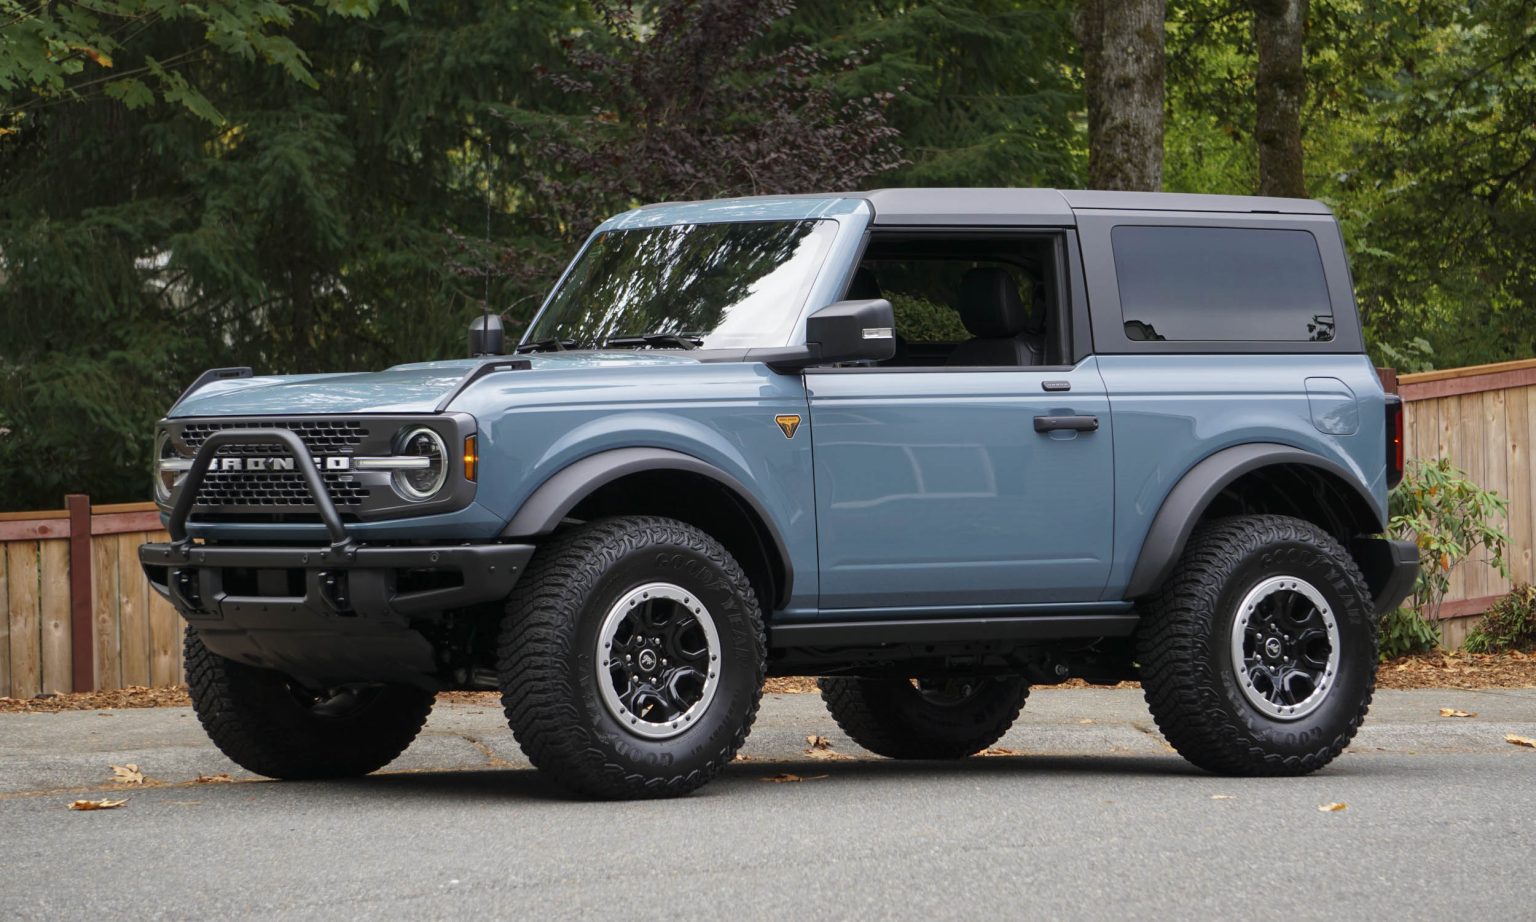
left=1111, top=225, right=1334, bottom=342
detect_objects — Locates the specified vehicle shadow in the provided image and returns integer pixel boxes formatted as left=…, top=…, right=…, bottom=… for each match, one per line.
left=307, top=751, right=1213, bottom=805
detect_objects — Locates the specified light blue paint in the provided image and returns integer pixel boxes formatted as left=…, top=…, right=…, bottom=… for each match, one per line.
left=1305, top=376, right=1361, bottom=435
left=805, top=359, right=1115, bottom=608
left=1095, top=353, right=1388, bottom=600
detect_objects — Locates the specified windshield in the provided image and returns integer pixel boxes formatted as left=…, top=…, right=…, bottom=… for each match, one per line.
left=524, top=219, right=837, bottom=350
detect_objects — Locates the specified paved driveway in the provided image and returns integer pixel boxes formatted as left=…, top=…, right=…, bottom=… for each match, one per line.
left=3, top=687, right=1533, bottom=920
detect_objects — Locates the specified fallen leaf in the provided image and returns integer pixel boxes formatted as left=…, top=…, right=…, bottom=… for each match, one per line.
left=1439, top=708, right=1476, bottom=718
left=805, top=735, right=831, bottom=750
left=1318, top=802, right=1347, bottom=812
left=1506, top=734, right=1536, bottom=749
left=1211, top=794, right=1236, bottom=800
left=69, top=799, right=127, bottom=811
left=1078, top=718, right=1096, bottom=724
left=805, top=748, right=854, bottom=761
left=194, top=773, right=233, bottom=784
left=110, top=764, right=144, bottom=785
left=977, top=747, right=1022, bottom=757
left=759, top=773, right=829, bottom=783
left=731, top=753, right=754, bottom=762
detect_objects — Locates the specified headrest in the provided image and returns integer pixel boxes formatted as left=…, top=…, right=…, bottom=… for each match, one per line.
left=847, top=267, right=883, bottom=301
left=958, top=267, right=1042, bottom=339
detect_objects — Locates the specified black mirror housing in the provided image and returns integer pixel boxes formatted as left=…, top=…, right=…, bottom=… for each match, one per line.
left=469, top=313, right=506, bottom=357
left=758, top=298, right=895, bottom=372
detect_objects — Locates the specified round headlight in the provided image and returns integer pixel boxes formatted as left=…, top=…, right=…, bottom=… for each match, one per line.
left=153, top=431, right=177, bottom=503
left=393, top=427, right=448, bottom=500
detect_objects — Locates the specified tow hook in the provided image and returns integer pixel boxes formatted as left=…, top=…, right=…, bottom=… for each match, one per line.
left=317, top=570, right=352, bottom=614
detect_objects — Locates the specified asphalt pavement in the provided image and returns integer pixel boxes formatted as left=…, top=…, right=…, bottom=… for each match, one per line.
left=3, top=686, right=1534, bottom=921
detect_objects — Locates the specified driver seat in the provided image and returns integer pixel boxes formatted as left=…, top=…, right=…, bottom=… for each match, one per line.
left=946, top=267, right=1046, bottom=367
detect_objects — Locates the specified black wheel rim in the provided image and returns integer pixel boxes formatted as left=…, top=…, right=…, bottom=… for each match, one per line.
left=1229, top=576, right=1341, bottom=720
left=595, top=582, right=721, bottom=739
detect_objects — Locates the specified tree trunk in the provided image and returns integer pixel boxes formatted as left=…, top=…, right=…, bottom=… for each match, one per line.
left=1253, top=0, right=1307, bottom=197
left=1076, top=0, right=1165, bottom=191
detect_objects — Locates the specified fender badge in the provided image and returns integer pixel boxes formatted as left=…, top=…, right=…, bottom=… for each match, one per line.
left=774, top=414, right=802, bottom=439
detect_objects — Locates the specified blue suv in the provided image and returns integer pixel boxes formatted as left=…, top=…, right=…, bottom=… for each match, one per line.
left=141, top=188, right=1420, bottom=798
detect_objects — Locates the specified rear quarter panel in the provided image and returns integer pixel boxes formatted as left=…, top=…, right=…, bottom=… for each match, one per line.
left=1096, top=353, right=1389, bottom=601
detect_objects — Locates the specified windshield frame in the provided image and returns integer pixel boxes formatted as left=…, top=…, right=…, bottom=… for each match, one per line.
left=520, top=197, right=871, bottom=353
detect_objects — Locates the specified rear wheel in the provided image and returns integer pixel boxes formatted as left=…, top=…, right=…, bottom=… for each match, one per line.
left=497, top=516, right=766, bottom=799
left=1136, top=514, right=1377, bottom=776
left=818, top=676, right=1029, bottom=759
left=184, top=628, right=433, bottom=780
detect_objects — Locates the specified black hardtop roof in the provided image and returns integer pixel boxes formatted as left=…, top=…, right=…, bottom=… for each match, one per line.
left=859, top=187, right=1333, bottom=225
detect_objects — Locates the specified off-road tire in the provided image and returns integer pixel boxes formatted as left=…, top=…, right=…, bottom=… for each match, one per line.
left=184, top=628, right=434, bottom=780
left=497, top=516, right=766, bottom=799
left=1136, top=514, right=1377, bottom=776
left=818, top=676, right=1029, bottom=759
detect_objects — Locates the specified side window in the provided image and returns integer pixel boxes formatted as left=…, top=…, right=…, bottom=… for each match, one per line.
left=1111, top=225, right=1334, bottom=342
left=845, top=236, right=1063, bottom=367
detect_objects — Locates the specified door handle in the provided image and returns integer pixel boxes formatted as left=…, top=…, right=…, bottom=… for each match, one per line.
left=1033, top=415, right=1099, bottom=433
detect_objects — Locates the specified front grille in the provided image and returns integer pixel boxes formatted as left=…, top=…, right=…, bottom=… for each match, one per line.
left=178, top=419, right=373, bottom=510
left=180, top=419, right=370, bottom=455
left=197, top=471, right=369, bottom=508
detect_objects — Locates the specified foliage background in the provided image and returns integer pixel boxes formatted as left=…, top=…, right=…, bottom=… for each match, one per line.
left=1, top=0, right=1533, bottom=508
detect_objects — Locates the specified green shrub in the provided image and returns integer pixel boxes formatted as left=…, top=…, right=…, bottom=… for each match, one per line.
left=1464, top=584, right=1536, bottom=653
left=891, top=293, right=969, bottom=343
left=1382, top=458, right=1510, bottom=658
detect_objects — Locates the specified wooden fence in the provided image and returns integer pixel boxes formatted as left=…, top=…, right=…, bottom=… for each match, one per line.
left=0, top=499, right=178, bottom=698
left=1, top=357, right=1534, bottom=696
left=1398, top=357, right=1536, bottom=647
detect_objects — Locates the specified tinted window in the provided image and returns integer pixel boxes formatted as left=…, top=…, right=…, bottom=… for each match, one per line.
left=1112, top=225, right=1333, bottom=342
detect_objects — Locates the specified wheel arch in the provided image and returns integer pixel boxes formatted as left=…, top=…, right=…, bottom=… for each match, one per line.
left=1124, top=443, right=1385, bottom=599
left=501, top=447, right=793, bottom=611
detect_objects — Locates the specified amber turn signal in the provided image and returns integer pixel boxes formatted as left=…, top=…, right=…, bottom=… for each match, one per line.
left=464, top=434, right=478, bottom=482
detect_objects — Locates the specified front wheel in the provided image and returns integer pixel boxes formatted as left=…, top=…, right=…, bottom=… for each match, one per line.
left=497, top=516, right=766, bottom=799
left=1136, top=514, right=1378, bottom=776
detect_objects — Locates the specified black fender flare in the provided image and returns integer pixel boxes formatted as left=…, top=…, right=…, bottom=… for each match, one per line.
left=500, top=447, right=794, bottom=609
left=1123, top=442, right=1385, bottom=599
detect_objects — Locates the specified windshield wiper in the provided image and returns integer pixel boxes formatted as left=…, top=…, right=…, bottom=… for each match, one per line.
left=600, top=331, right=705, bottom=351
left=515, top=337, right=579, bottom=354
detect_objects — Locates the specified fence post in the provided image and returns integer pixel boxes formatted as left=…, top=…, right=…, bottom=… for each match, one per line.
left=66, top=494, right=94, bottom=693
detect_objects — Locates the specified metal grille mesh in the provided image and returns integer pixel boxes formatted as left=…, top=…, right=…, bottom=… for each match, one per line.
left=180, top=420, right=372, bottom=509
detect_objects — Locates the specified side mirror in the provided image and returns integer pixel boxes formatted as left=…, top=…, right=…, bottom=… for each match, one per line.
left=468, top=313, right=505, bottom=357
left=758, top=299, right=896, bottom=373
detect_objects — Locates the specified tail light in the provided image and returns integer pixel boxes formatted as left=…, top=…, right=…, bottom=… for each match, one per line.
left=1385, top=395, right=1404, bottom=489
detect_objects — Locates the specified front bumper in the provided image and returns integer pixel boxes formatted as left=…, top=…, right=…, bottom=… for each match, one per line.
left=138, top=425, right=532, bottom=687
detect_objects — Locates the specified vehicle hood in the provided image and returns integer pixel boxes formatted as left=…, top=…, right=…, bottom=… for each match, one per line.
left=168, top=353, right=703, bottom=418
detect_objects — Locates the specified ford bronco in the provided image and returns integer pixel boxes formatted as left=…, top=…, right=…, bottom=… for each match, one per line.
left=141, top=188, right=1420, bottom=798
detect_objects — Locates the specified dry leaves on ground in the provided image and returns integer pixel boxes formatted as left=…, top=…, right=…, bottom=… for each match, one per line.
left=110, top=764, right=145, bottom=785
left=1377, top=651, right=1536, bottom=689
left=760, top=773, right=828, bottom=783
left=194, top=773, right=234, bottom=784
left=1318, top=802, right=1348, bottom=812
left=1439, top=708, right=1477, bottom=718
left=977, top=747, right=1023, bottom=757
left=69, top=799, right=127, bottom=811
left=806, top=734, right=831, bottom=750
left=0, top=685, right=192, bottom=713
left=1506, top=734, right=1536, bottom=749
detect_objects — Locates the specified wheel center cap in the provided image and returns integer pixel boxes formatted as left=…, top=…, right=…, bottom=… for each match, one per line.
left=637, top=649, right=658, bottom=672
left=1263, top=636, right=1284, bottom=659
